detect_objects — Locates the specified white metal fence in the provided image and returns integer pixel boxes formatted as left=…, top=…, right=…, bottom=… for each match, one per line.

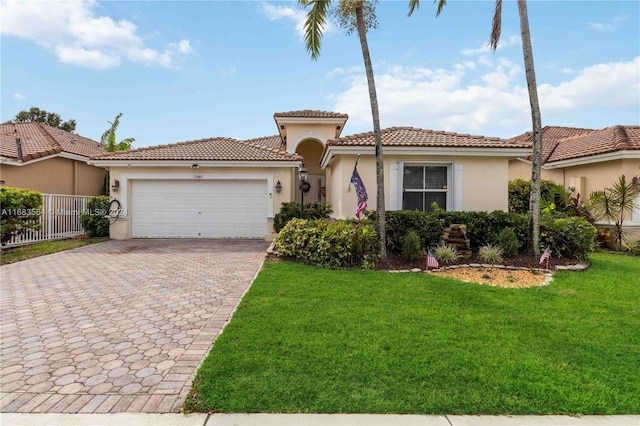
left=4, top=194, right=92, bottom=247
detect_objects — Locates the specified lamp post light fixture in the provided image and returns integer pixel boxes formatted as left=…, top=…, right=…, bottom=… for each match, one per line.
left=298, top=164, right=308, bottom=218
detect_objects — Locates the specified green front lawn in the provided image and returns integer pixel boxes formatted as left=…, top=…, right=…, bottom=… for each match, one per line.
left=0, top=238, right=108, bottom=265
left=185, top=254, right=640, bottom=415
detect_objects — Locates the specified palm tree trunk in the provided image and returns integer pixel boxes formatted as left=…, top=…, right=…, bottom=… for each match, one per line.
left=518, top=0, right=542, bottom=258
left=355, top=4, right=387, bottom=259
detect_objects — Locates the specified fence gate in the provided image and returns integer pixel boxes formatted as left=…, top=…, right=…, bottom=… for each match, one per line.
left=4, top=194, right=92, bottom=247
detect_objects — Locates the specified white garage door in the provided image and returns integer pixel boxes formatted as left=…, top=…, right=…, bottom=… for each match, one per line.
left=131, top=180, right=267, bottom=238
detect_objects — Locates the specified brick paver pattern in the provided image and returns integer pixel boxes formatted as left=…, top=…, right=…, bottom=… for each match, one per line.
left=0, top=239, right=269, bottom=413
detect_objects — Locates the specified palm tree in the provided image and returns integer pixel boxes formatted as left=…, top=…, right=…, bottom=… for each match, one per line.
left=493, top=0, right=543, bottom=258
left=299, top=0, right=387, bottom=259
left=410, top=0, right=543, bottom=257
left=589, top=175, right=640, bottom=250
left=101, top=113, right=135, bottom=152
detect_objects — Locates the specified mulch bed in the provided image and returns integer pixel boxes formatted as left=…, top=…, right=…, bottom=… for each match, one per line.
left=376, top=253, right=580, bottom=272
left=377, top=253, right=587, bottom=288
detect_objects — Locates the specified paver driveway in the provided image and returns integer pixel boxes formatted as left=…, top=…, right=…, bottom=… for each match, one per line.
left=0, top=239, right=269, bottom=413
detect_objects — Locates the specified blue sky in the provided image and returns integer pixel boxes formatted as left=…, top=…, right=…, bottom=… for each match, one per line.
left=1, top=0, right=638, bottom=148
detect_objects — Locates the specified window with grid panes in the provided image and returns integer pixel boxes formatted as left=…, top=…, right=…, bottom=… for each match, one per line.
left=402, top=165, right=449, bottom=211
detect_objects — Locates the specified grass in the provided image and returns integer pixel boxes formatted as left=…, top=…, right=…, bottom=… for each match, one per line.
left=0, top=237, right=108, bottom=265
left=185, top=253, right=640, bottom=415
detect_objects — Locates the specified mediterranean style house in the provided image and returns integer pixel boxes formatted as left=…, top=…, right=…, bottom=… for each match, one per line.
left=0, top=122, right=106, bottom=196
left=509, top=125, right=640, bottom=238
left=92, top=110, right=532, bottom=241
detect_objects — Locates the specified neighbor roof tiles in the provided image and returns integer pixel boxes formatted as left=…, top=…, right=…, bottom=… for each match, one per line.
left=0, top=122, right=104, bottom=162
left=510, top=125, right=640, bottom=163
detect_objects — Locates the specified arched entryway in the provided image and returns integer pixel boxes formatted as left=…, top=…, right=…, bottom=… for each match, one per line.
left=295, top=138, right=325, bottom=203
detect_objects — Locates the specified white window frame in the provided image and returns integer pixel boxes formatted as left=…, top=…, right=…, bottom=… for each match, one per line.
left=399, top=162, right=453, bottom=211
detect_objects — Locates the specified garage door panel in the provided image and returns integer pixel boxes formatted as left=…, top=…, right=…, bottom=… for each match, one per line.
left=131, top=180, right=267, bottom=238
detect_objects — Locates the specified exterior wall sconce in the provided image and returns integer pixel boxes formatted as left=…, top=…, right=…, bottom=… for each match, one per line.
left=275, top=180, right=282, bottom=193
left=111, top=179, right=120, bottom=192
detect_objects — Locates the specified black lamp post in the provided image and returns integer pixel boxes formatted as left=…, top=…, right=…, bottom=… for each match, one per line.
left=298, top=164, right=308, bottom=218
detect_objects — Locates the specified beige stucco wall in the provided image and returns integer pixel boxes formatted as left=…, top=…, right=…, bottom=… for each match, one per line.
left=107, top=165, right=296, bottom=240
left=327, top=154, right=513, bottom=218
left=0, top=157, right=105, bottom=196
left=285, top=123, right=336, bottom=154
left=509, top=159, right=564, bottom=184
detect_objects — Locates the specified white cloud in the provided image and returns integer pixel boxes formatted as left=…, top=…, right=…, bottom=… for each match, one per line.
left=538, top=57, right=640, bottom=112
left=326, top=65, right=361, bottom=78
left=462, top=35, right=520, bottom=56
left=588, top=16, right=626, bottom=32
left=220, top=67, right=237, bottom=77
left=13, top=93, right=25, bottom=101
left=0, top=0, right=193, bottom=70
left=260, top=1, right=332, bottom=40
left=331, top=55, right=639, bottom=137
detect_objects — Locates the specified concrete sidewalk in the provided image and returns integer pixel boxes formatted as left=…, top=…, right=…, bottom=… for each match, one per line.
left=1, top=413, right=638, bottom=425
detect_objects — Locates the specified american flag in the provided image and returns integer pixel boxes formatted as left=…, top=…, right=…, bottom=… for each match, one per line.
left=539, top=247, right=551, bottom=265
left=427, top=250, right=439, bottom=269
left=350, top=166, right=368, bottom=219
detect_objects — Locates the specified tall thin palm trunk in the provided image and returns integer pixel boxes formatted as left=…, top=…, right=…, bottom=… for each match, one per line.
left=355, top=4, right=386, bottom=259
left=518, top=0, right=542, bottom=257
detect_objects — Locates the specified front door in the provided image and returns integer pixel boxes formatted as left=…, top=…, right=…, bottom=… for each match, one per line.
left=296, top=173, right=325, bottom=203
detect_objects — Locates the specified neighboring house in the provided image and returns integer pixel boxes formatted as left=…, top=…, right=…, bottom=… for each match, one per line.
left=92, top=110, right=531, bottom=241
left=0, top=122, right=106, bottom=195
left=508, top=125, right=640, bottom=239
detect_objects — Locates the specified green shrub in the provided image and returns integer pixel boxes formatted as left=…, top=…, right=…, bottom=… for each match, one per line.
left=478, top=244, right=504, bottom=264
left=80, top=196, right=110, bottom=237
left=433, top=210, right=528, bottom=251
left=624, top=240, right=640, bottom=256
left=383, top=210, right=443, bottom=253
left=381, top=210, right=527, bottom=254
left=540, top=216, right=597, bottom=260
left=433, top=244, right=460, bottom=264
left=275, top=218, right=377, bottom=268
left=402, top=230, right=422, bottom=261
left=509, top=178, right=562, bottom=214
left=494, top=227, right=520, bottom=257
left=273, top=201, right=333, bottom=232
left=0, top=187, right=43, bottom=244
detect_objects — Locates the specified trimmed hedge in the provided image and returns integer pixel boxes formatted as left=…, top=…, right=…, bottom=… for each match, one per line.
left=273, top=201, right=333, bottom=232
left=275, top=218, right=378, bottom=268
left=378, top=210, right=528, bottom=254
left=377, top=209, right=595, bottom=260
left=0, top=187, right=43, bottom=244
left=382, top=210, right=443, bottom=253
left=80, top=196, right=110, bottom=238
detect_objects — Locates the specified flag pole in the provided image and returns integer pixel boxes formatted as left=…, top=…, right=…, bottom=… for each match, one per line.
left=348, top=154, right=361, bottom=191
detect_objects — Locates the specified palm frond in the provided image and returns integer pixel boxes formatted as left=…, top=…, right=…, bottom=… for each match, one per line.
left=407, top=0, right=420, bottom=16
left=489, top=0, right=502, bottom=51
left=434, top=0, right=448, bottom=17
left=300, top=0, right=331, bottom=60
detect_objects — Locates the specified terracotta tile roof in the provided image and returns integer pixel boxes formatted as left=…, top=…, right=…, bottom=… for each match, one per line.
left=547, top=125, right=640, bottom=163
left=0, top=122, right=104, bottom=162
left=92, top=136, right=301, bottom=162
left=327, top=127, right=531, bottom=149
left=510, top=125, right=640, bottom=163
left=273, top=110, right=348, bottom=119
left=243, top=135, right=286, bottom=151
